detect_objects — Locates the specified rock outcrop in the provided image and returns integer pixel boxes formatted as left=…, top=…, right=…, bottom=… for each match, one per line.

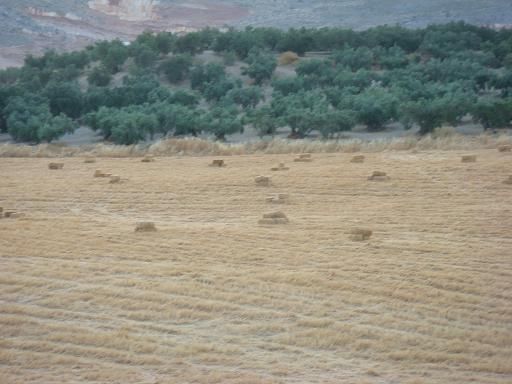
left=88, top=0, right=158, bottom=21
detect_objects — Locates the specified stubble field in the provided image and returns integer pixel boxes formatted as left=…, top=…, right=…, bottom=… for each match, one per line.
left=1, top=149, right=511, bottom=383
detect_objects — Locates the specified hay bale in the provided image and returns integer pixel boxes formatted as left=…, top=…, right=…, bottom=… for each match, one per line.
left=48, top=162, right=64, bottom=170
left=271, top=163, right=289, bottom=171
left=4, top=211, right=20, bottom=219
left=84, top=157, right=96, bottom=163
left=141, top=155, right=155, bottom=163
left=135, top=222, right=157, bottom=232
left=498, top=145, right=512, bottom=153
left=209, top=159, right=226, bottom=167
left=259, top=218, right=289, bottom=225
left=294, top=154, right=312, bottom=162
left=109, top=175, right=121, bottom=184
left=503, top=176, right=512, bottom=185
left=255, top=175, right=271, bottom=186
left=94, top=170, right=109, bottom=178
left=262, top=211, right=288, bottom=219
left=349, top=228, right=372, bottom=241
left=266, top=193, right=289, bottom=204
left=351, top=155, right=365, bottom=163
left=368, top=171, right=390, bottom=181
left=461, top=155, right=477, bottom=163
left=259, top=211, right=289, bottom=225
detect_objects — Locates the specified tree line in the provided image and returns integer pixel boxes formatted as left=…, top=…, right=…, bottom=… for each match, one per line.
left=1, top=22, right=512, bottom=144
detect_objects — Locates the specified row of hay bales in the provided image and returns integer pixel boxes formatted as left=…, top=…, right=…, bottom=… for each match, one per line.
left=247, top=148, right=511, bottom=241
left=36, top=146, right=510, bottom=235
left=250, top=153, right=377, bottom=240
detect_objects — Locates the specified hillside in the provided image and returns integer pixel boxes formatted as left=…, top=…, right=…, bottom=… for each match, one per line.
left=1, top=24, right=512, bottom=146
left=1, top=0, right=512, bottom=68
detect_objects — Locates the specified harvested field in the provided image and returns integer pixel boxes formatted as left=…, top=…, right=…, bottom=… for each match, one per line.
left=1, top=149, right=512, bottom=384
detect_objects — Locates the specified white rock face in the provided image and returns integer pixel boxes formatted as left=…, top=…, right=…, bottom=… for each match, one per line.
left=88, top=0, right=158, bottom=21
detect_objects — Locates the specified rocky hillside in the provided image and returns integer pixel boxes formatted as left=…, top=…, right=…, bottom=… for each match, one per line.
left=1, top=0, right=512, bottom=68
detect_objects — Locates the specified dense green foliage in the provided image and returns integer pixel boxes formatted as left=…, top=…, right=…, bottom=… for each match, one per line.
left=1, top=22, right=511, bottom=144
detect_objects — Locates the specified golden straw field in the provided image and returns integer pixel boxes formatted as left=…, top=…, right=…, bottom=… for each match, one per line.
left=1, top=149, right=511, bottom=383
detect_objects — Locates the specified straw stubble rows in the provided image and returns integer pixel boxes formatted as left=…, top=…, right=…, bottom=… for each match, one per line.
left=0, top=149, right=511, bottom=383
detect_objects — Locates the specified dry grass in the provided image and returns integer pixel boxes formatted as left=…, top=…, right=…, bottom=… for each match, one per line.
left=278, top=51, right=300, bottom=65
left=1, top=149, right=512, bottom=383
left=1, top=134, right=510, bottom=159
left=431, top=126, right=457, bottom=138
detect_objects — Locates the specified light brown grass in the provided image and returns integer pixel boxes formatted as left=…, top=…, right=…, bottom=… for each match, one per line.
left=0, top=134, right=511, bottom=158
left=1, top=149, right=511, bottom=384
left=278, top=51, right=300, bottom=65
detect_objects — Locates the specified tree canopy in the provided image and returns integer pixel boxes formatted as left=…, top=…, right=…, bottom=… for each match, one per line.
left=1, top=22, right=511, bottom=144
